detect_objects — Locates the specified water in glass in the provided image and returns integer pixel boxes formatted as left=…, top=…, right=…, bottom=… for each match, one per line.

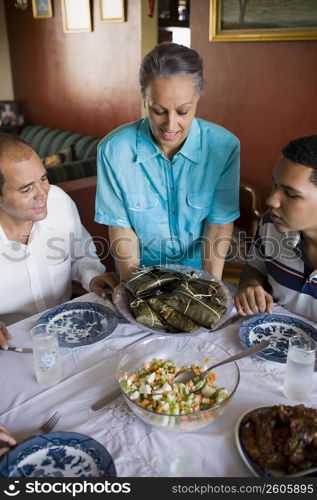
left=283, top=334, right=316, bottom=401
left=31, top=324, right=62, bottom=387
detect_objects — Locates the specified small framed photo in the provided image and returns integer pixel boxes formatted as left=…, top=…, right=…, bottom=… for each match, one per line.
left=100, top=0, right=126, bottom=23
left=0, top=100, right=25, bottom=134
left=62, top=0, right=92, bottom=33
left=32, top=0, right=53, bottom=19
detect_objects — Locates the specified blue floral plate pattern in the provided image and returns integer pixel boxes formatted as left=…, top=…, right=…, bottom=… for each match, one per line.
left=37, top=302, right=118, bottom=347
left=0, top=432, right=116, bottom=477
left=239, top=314, right=317, bottom=363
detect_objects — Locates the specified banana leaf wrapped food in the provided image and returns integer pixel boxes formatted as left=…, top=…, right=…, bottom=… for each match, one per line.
left=126, top=290, right=166, bottom=331
left=148, top=296, right=200, bottom=333
left=186, top=278, right=223, bottom=307
left=165, top=282, right=226, bottom=328
left=187, top=277, right=220, bottom=297
left=122, top=267, right=182, bottom=298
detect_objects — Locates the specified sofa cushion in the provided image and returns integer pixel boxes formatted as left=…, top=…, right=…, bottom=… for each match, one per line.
left=20, top=125, right=100, bottom=161
left=42, top=146, right=74, bottom=167
left=73, top=135, right=99, bottom=160
left=45, top=157, right=97, bottom=184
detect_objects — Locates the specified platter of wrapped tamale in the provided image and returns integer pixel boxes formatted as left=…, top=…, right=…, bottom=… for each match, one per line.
left=115, top=265, right=233, bottom=334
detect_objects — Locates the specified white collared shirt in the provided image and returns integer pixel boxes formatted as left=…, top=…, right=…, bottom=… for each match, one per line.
left=0, top=185, right=105, bottom=325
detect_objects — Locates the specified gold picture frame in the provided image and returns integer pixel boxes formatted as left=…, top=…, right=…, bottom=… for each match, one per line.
left=32, top=0, right=53, bottom=18
left=62, top=0, right=92, bottom=33
left=210, top=0, right=317, bottom=42
left=100, top=0, right=126, bottom=23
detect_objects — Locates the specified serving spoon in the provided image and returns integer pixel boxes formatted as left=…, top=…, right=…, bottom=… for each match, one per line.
left=173, top=340, right=271, bottom=391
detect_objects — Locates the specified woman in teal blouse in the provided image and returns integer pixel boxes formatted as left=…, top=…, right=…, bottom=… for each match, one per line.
left=95, top=43, right=240, bottom=281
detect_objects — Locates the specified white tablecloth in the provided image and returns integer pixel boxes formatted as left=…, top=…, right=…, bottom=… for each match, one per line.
left=1, top=292, right=317, bottom=477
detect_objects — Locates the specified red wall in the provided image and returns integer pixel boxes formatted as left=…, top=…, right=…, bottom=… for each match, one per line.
left=4, top=0, right=142, bottom=137
left=191, top=0, right=317, bottom=202
left=5, top=0, right=317, bottom=202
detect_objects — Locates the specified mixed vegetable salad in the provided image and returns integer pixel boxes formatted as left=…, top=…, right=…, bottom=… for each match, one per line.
left=118, top=358, right=229, bottom=415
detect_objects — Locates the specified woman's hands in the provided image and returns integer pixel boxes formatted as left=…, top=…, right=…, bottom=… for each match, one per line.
left=0, top=424, right=17, bottom=457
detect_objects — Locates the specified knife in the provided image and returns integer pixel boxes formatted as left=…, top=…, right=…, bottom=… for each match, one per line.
left=7, top=346, right=33, bottom=353
left=91, top=388, right=121, bottom=411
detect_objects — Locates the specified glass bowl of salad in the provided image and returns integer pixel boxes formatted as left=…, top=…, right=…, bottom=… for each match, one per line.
left=116, top=335, right=240, bottom=432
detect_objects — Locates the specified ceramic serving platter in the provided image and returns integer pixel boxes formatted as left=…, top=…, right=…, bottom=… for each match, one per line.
left=0, top=432, right=116, bottom=477
left=238, top=313, right=317, bottom=363
left=38, top=302, right=118, bottom=347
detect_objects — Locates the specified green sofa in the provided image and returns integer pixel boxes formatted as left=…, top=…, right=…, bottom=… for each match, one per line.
left=20, top=124, right=100, bottom=183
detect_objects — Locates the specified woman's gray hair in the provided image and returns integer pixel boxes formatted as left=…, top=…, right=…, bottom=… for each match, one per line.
left=139, top=42, right=204, bottom=97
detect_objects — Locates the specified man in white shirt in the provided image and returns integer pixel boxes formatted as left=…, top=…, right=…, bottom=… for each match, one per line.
left=0, top=133, right=118, bottom=348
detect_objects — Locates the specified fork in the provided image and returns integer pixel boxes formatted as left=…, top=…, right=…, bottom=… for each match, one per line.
left=38, top=411, right=61, bottom=434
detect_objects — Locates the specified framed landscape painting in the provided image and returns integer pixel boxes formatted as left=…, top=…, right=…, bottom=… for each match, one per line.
left=210, top=0, right=317, bottom=41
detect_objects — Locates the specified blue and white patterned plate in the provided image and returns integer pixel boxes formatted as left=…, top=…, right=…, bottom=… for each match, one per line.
left=239, top=314, right=317, bottom=363
left=37, top=302, right=118, bottom=347
left=0, top=432, right=116, bottom=477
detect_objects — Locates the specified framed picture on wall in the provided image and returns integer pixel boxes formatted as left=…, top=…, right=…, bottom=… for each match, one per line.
left=0, top=101, right=25, bottom=134
left=210, top=0, right=317, bottom=42
left=100, top=0, right=126, bottom=22
left=62, top=0, right=92, bottom=33
left=32, top=0, right=53, bottom=18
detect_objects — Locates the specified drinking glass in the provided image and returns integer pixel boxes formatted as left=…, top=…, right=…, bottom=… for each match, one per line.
left=30, top=323, right=62, bottom=387
left=283, top=334, right=316, bottom=401
left=166, top=436, right=204, bottom=477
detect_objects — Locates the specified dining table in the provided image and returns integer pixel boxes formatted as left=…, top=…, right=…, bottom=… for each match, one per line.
left=1, top=289, right=317, bottom=478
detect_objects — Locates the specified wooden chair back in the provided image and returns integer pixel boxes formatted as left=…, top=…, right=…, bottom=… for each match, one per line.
left=235, top=182, right=263, bottom=238
left=223, top=182, right=263, bottom=285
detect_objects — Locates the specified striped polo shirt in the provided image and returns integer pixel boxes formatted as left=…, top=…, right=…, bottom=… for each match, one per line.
left=247, top=211, right=317, bottom=322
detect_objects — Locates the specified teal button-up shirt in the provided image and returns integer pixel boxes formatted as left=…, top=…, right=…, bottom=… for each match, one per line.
left=95, top=117, right=240, bottom=268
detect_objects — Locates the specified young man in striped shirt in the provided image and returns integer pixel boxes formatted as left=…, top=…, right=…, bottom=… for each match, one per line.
left=234, top=135, right=317, bottom=322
